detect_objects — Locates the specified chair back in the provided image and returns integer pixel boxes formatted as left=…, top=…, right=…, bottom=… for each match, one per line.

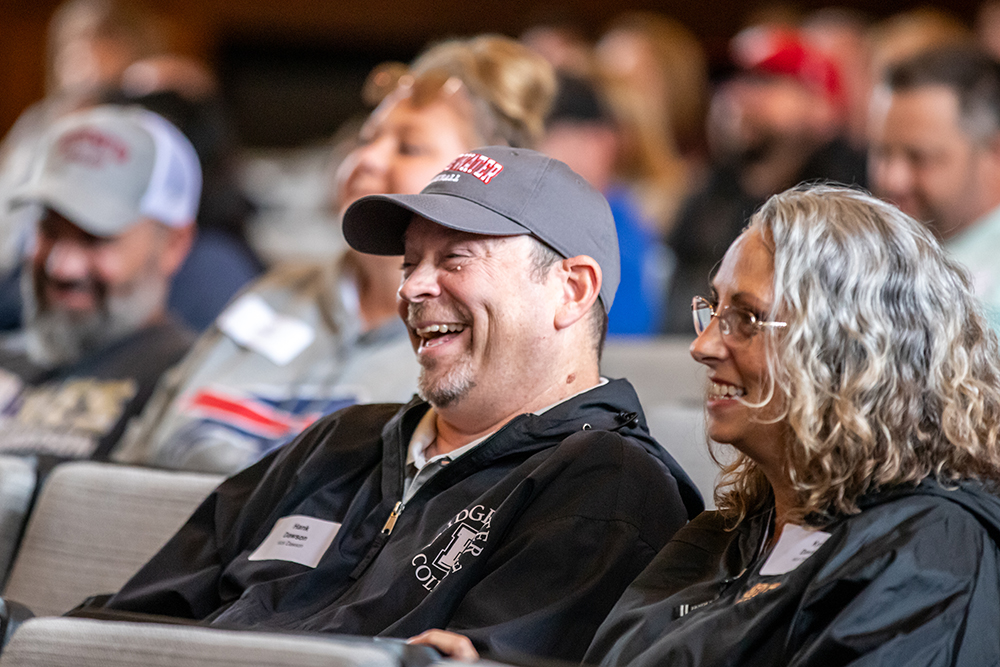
left=601, top=336, right=704, bottom=405
left=2, top=462, right=222, bottom=616
left=0, top=617, right=403, bottom=667
left=0, top=458, right=36, bottom=588
left=603, top=337, right=722, bottom=507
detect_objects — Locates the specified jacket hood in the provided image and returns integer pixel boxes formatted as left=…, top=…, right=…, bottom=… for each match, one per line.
left=387, top=378, right=704, bottom=519
left=861, top=479, right=1000, bottom=545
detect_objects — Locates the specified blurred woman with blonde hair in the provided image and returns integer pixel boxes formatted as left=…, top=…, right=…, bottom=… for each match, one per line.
left=115, top=34, right=557, bottom=473
left=595, top=12, right=708, bottom=235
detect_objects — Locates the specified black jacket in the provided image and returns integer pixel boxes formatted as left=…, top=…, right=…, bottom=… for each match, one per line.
left=107, top=379, right=703, bottom=661
left=586, top=479, right=1000, bottom=666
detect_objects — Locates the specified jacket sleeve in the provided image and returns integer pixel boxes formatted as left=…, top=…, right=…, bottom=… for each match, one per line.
left=444, top=432, right=690, bottom=663
left=102, top=448, right=283, bottom=619
left=787, top=502, right=1000, bottom=666
left=103, top=406, right=358, bottom=619
left=104, top=403, right=396, bottom=620
left=452, top=516, right=661, bottom=662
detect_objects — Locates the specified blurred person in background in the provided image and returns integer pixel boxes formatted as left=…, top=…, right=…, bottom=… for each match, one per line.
left=663, top=26, right=866, bottom=333
left=0, top=105, right=197, bottom=463
left=868, top=8, right=973, bottom=80
left=0, top=0, right=165, bottom=328
left=104, top=55, right=264, bottom=331
left=802, top=7, right=874, bottom=150
left=113, top=35, right=558, bottom=474
left=540, top=72, right=670, bottom=336
left=869, top=46, right=1000, bottom=332
left=0, top=3, right=258, bottom=335
left=594, top=12, right=707, bottom=235
left=978, top=1, right=1000, bottom=60
left=519, top=9, right=595, bottom=80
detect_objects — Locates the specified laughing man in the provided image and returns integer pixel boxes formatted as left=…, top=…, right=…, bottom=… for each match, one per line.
left=103, top=146, right=702, bottom=662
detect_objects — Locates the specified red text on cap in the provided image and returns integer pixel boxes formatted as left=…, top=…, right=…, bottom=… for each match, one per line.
left=445, top=152, right=504, bottom=184
left=57, top=129, right=130, bottom=167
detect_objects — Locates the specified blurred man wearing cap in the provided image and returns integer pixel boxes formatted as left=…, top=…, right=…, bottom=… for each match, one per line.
left=663, top=26, right=867, bottom=333
left=869, top=47, right=1000, bottom=332
left=103, top=146, right=702, bottom=662
left=0, top=104, right=198, bottom=460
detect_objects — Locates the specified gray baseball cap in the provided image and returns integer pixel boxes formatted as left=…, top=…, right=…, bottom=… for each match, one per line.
left=342, top=146, right=620, bottom=312
left=13, top=105, right=201, bottom=236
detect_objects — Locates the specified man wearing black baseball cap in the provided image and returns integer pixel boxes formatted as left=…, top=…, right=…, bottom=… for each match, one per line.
left=104, top=147, right=702, bottom=663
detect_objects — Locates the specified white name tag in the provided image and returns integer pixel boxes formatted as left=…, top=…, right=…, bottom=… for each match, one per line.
left=759, top=524, right=832, bottom=576
left=218, top=294, right=315, bottom=366
left=247, top=515, right=341, bottom=568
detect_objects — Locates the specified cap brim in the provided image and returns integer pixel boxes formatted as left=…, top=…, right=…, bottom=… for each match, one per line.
left=343, top=193, right=531, bottom=256
left=12, top=177, right=137, bottom=237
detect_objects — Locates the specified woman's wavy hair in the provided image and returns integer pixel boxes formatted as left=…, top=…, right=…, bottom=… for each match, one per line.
left=715, top=184, right=1000, bottom=524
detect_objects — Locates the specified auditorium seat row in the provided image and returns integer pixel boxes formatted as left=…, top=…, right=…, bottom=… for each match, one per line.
left=0, top=336, right=713, bottom=664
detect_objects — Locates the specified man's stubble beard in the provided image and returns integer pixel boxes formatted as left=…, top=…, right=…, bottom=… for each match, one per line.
left=22, top=266, right=167, bottom=368
left=417, top=353, right=477, bottom=408
left=407, top=301, right=478, bottom=408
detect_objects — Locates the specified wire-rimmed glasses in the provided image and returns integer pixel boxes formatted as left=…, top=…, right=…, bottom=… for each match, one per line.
left=691, top=296, right=786, bottom=343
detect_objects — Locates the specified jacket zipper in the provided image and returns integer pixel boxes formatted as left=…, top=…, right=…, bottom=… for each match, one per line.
left=382, top=501, right=403, bottom=535
left=353, top=416, right=526, bottom=578
left=349, top=500, right=403, bottom=579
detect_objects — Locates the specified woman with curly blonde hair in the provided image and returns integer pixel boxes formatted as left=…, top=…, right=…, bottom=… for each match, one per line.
left=585, top=184, right=1000, bottom=665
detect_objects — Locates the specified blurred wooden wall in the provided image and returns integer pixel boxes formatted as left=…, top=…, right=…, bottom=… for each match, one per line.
left=0, top=0, right=983, bottom=143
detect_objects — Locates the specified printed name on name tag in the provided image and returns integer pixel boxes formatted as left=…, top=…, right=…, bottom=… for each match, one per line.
left=218, top=294, right=315, bottom=366
left=759, top=524, right=832, bottom=576
left=247, top=515, right=341, bottom=568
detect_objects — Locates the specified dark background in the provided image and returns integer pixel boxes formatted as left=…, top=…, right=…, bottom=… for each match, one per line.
left=0, top=0, right=985, bottom=147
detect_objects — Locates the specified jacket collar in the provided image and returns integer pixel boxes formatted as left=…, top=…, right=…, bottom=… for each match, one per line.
left=377, top=378, right=704, bottom=518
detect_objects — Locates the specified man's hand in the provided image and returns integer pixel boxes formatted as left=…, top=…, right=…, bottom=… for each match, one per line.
left=408, top=629, right=480, bottom=662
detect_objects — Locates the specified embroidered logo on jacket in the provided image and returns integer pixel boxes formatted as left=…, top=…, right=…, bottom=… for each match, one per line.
left=410, top=504, right=496, bottom=591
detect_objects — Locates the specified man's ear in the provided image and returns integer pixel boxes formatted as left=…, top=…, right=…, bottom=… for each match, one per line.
left=554, top=255, right=601, bottom=331
left=158, top=222, right=196, bottom=277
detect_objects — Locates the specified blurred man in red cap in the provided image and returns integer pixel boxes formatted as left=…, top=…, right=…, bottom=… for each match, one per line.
left=662, top=26, right=867, bottom=333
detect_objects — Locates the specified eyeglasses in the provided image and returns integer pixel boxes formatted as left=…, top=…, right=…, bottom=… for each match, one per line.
left=692, top=296, right=786, bottom=342
left=364, top=65, right=466, bottom=108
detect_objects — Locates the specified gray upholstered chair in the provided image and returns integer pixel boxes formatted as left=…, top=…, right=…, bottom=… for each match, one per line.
left=601, top=336, right=703, bottom=406
left=602, top=336, right=721, bottom=507
left=2, top=461, right=222, bottom=617
left=0, top=617, right=414, bottom=667
left=0, top=457, right=37, bottom=588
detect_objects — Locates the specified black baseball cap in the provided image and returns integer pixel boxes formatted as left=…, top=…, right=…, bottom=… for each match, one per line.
left=342, top=146, right=620, bottom=312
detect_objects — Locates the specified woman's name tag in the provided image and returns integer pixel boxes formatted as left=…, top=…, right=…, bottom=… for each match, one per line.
left=759, top=524, right=832, bottom=576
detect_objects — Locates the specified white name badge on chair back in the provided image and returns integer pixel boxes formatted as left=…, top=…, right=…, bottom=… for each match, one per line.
left=248, top=515, right=341, bottom=568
